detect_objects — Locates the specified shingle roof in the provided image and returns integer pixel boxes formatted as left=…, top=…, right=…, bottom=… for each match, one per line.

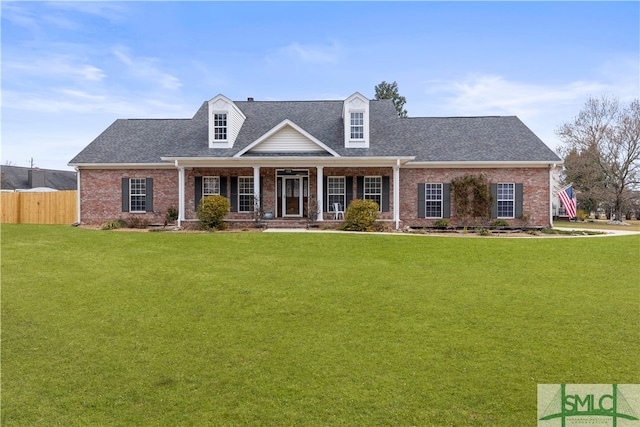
left=69, top=97, right=561, bottom=165
left=1, top=165, right=77, bottom=191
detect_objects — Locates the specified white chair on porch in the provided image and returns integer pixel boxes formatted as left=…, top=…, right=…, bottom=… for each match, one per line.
left=333, top=202, right=345, bottom=220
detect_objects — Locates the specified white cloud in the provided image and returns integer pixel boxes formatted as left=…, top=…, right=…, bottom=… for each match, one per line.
left=3, top=55, right=106, bottom=82
left=112, top=46, right=182, bottom=90
left=269, top=40, right=344, bottom=64
left=44, top=1, right=128, bottom=23
left=424, top=74, right=611, bottom=119
left=2, top=89, right=191, bottom=117
left=416, top=63, right=638, bottom=153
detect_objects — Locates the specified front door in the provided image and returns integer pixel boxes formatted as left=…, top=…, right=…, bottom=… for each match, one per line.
left=283, top=177, right=302, bottom=217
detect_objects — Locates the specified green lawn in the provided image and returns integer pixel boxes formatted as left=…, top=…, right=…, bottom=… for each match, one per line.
left=2, top=225, right=639, bottom=426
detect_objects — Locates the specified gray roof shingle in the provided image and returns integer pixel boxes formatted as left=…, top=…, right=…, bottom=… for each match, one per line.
left=69, top=97, right=561, bottom=165
left=1, top=165, right=77, bottom=190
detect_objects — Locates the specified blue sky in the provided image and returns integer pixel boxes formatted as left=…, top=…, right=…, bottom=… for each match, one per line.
left=2, top=1, right=638, bottom=171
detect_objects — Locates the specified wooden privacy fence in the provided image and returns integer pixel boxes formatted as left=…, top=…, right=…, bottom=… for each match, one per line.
left=1, top=191, right=77, bottom=224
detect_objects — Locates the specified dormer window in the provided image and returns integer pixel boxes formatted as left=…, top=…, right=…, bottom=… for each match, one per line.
left=208, top=94, right=246, bottom=148
left=343, top=92, right=370, bottom=148
left=350, top=112, right=364, bottom=140
left=213, top=113, right=228, bottom=140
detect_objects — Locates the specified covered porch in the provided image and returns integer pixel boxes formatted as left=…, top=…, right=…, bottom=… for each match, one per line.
left=163, top=157, right=414, bottom=229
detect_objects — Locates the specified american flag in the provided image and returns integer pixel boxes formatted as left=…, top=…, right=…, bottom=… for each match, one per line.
left=558, top=185, right=577, bottom=218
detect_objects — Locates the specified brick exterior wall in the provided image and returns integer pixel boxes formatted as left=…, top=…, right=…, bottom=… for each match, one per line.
left=79, top=169, right=179, bottom=224
left=79, top=166, right=551, bottom=227
left=400, top=167, right=552, bottom=228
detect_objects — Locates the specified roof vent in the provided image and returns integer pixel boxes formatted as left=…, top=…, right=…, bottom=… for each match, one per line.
left=247, top=97, right=254, bottom=102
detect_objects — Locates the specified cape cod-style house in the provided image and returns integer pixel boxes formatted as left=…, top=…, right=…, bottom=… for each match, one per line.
left=68, top=92, right=562, bottom=228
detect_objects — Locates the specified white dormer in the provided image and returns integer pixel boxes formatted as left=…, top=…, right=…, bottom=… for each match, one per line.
left=208, top=94, right=246, bottom=148
left=343, top=92, right=370, bottom=148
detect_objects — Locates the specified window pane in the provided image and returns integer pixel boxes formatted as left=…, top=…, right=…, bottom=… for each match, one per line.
left=497, top=183, right=514, bottom=218
left=350, top=112, right=364, bottom=139
left=214, top=113, right=227, bottom=140
left=238, top=177, right=254, bottom=212
left=327, top=177, right=345, bottom=211
left=130, top=178, right=146, bottom=212
left=203, top=177, right=220, bottom=196
left=363, top=176, right=382, bottom=210
left=425, top=183, right=442, bottom=218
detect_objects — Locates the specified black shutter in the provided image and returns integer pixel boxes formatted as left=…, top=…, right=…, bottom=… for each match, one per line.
left=122, top=178, right=129, bottom=212
left=195, top=176, right=202, bottom=211
left=418, top=183, right=426, bottom=218
left=323, top=176, right=328, bottom=211
left=515, top=183, right=524, bottom=218
left=220, top=177, right=227, bottom=198
left=443, top=183, right=451, bottom=218
left=490, top=184, right=498, bottom=218
left=260, top=177, right=264, bottom=209
left=381, top=176, right=390, bottom=212
left=356, top=176, right=364, bottom=199
left=145, top=178, right=153, bottom=212
left=230, top=177, right=238, bottom=212
left=346, top=176, right=353, bottom=207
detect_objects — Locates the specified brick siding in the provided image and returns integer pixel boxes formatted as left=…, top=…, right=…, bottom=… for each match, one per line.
left=400, top=167, right=552, bottom=227
left=79, top=169, right=179, bottom=224
left=79, top=166, right=551, bottom=227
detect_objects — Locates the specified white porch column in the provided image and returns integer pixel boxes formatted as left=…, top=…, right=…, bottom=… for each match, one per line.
left=316, top=166, right=324, bottom=221
left=394, top=160, right=400, bottom=229
left=253, top=166, right=261, bottom=212
left=178, top=166, right=185, bottom=227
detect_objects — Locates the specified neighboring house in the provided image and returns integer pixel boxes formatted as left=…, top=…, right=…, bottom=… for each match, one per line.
left=69, top=92, right=562, bottom=228
left=1, top=165, right=77, bottom=192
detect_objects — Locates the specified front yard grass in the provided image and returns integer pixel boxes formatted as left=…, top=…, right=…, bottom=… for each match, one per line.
left=2, top=225, right=639, bottom=425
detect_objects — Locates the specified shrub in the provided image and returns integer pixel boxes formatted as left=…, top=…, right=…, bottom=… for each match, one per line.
left=492, top=220, right=510, bottom=227
left=124, top=216, right=149, bottom=229
left=339, top=199, right=379, bottom=232
left=165, top=206, right=179, bottom=224
left=451, top=174, right=492, bottom=228
left=197, top=195, right=230, bottom=230
left=100, top=221, right=121, bottom=230
left=434, top=219, right=451, bottom=229
left=477, top=227, right=491, bottom=236
left=576, top=209, right=589, bottom=221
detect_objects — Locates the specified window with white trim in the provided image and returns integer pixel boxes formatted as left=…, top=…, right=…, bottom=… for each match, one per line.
left=213, top=113, right=227, bottom=140
left=350, top=112, right=364, bottom=139
left=425, top=183, right=443, bottom=218
left=364, top=176, right=382, bottom=209
left=130, top=178, right=146, bottom=213
left=203, top=176, right=220, bottom=196
left=238, top=177, right=254, bottom=212
left=327, top=177, right=345, bottom=211
left=497, top=183, right=515, bottom=218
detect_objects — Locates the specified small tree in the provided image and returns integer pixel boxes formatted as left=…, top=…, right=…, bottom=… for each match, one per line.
left=374, top=81, right=408, bottom=118
left=450, top=174, right=492, bottom=229
left=339, top=199, right=380, bottom=232
left=197, top=195, right=230, bottom=230
left=556, top=96, right=640, bottom=221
